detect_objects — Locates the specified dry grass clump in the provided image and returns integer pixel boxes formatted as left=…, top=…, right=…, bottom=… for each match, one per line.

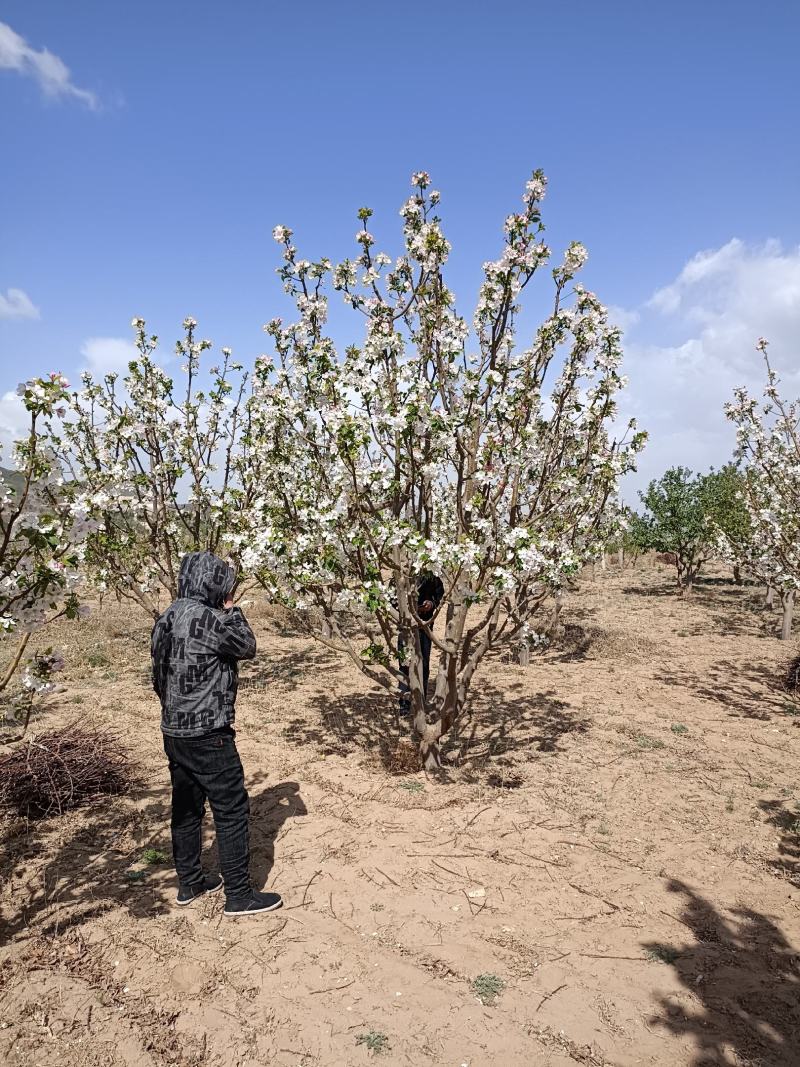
left=549, top=622, right=659, bottom=662
left=0, top=722, right=139, bottom=819
left=383, top=738, right=422, bottom=774
left=588, top=625, right=660, bottom=661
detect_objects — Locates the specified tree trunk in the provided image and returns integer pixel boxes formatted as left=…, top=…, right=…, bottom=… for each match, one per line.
left=617, top=548, right=624, bottom=568
left=419, top=731, right=441, bottom=771
left=0, top=632, right=31, bottom=693
left=733, top=564, right=742, bottom=585
left=766, top=584, right=775, bottom=609
left=678, top=564, right=694, bottom=596
left=589, top=562, right=596, bottom=581
left=516, top=643, right=530, bottom=667
left=780, top=590, right=795, bottom=641
left=601, top=550, right=606, bottom=572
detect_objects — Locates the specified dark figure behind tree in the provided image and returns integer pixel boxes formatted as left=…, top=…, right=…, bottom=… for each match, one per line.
left=398, top=572, right=444, bottom=716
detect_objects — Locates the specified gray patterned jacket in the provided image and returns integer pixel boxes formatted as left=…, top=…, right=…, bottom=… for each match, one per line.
left=151, top=551, right=256, bottom=737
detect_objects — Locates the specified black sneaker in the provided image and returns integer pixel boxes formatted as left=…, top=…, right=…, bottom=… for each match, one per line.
left=223, top=891, right=283, bottom=917
left=175, top=873, right=224, bottom=906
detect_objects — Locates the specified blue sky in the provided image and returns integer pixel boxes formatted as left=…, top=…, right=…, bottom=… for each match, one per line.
left=1, top=1, right=799, bottom=495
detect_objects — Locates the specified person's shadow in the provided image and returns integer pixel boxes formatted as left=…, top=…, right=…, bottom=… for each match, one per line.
left=248, top=782, right=307, bottom=890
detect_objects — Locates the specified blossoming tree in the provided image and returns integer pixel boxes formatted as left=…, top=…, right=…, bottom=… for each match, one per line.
left=48, top=319, right=254, bottom=618
left=1, top=374, right=91, bottom=735
left=240, top=171, right=644, bottom=769
left=725, top=339, right=800, bottom=640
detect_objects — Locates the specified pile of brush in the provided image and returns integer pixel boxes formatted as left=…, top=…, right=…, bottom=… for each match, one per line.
left=0, top=722, right=138, bottom=818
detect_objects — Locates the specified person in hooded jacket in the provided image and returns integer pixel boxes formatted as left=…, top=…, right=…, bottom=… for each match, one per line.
left=398, top=571, right=445, bottom=716
left=151, top=550, right=282, bottom=917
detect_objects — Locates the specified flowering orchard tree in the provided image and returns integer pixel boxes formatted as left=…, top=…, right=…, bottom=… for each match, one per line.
left=1, top=375, right=90, bottom=735
left=239, top=170, right=645, bottom=769
left=725, top=339, right=800, bottom=640
left=48, top=319, right=254, bottom=618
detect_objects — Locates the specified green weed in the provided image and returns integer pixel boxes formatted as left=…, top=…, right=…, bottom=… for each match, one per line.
left=141, top=848, right=168, bottom=865
left=636, top=734, right=666, bottom=750
left=646, top=945, right=679, bottom=964
left=472, top=972, right=505, bottom=1005
left=356, top=1030, right=390, bottom=1054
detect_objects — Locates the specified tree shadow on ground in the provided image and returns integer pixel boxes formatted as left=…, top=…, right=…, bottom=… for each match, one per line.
left=0, top=777, right=176, bottom=943
left=294, top=682, right=589, bottom=776
left=759, top=799, right=800, bottom=886
left=451, top=684, right=589, bottom=768
left=620, top=577, right=764, bottom=636
left=0, top=768, right=301, bottom=943
left=284, top=690, right=402, bottom=767
left=644, top=879, right=800, bottom=1066
left=696, top=575, right=758, bottom=588
left=622, top=582, right=680, bottom=599
left=238, top=646, right=339, bottom=694
left=627, top=573, right=778, bottom=640
left=681, top=586, right=776, bottom=639
left=655, top=659, right=786, bottom=720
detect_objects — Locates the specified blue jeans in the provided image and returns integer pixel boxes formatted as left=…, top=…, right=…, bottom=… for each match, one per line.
left=163, top=726, right=251, bottom=901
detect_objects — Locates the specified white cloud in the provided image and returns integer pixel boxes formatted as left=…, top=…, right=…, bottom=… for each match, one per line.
left=607, top=304, right=640, bottom=333
left=0, top=20, right=97, bottom=109
left=618, top=238, right=800, bottom=499
left=0, top=287, right=39, bottom=320
left=0, top=336, right=136, bottom=461
left=80, top=337, right=137, bottom=375
left=0, top=390, right=29, bottom=460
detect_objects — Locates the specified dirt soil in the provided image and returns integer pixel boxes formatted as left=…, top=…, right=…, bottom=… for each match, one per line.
left=1, top=561, right=799, bottom=1067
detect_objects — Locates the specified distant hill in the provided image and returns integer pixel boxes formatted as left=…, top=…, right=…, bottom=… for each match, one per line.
left=1, top=466, right=26, bottom=494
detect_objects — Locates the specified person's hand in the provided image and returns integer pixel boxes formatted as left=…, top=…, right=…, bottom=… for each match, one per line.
left=223, top=595, right=235, bottom=610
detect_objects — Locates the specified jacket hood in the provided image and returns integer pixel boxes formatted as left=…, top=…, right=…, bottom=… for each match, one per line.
left=177, top=551, right=235, bottom=608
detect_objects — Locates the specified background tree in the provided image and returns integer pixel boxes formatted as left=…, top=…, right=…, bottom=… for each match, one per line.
left=240, top=170, right=645, bottom=769
left=702, top=464, right=751, bottom=585
left=725, top=339, right=800, bottom=640
left=598, top=502, right=639, bottom=569
left=48, top=320, right=254, bottom=618
left=1, top=374, right=91, bottom=736
left=634, top=467, right=714, bottom=593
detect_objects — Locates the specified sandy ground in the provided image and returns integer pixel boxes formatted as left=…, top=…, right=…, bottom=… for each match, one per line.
left=1, top=560, right=799, bottom=1067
